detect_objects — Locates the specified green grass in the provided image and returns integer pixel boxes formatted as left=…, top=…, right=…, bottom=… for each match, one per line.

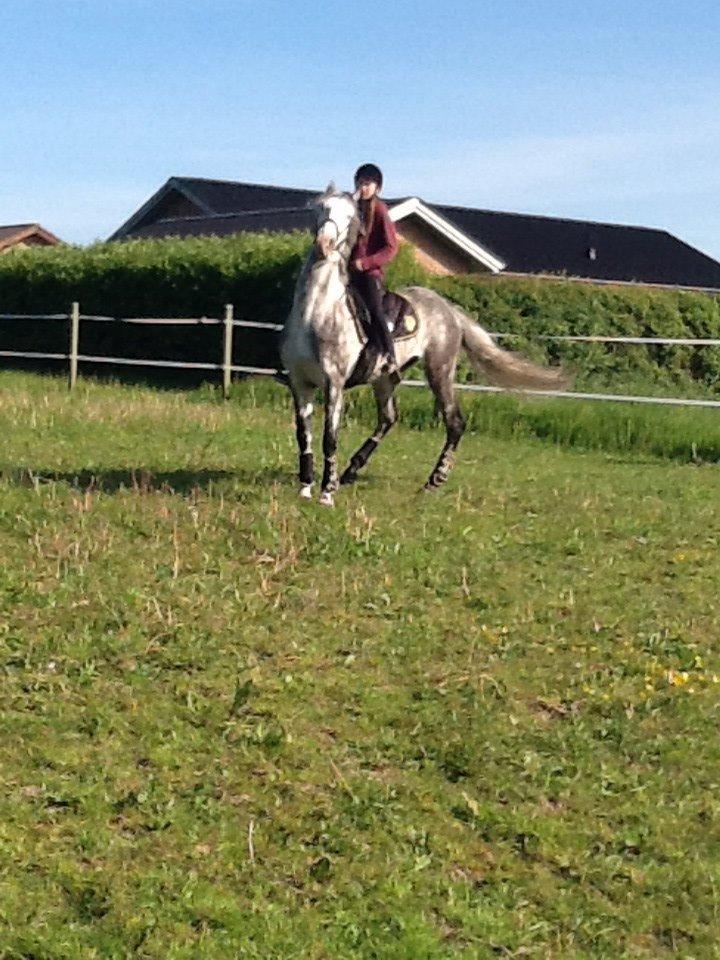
left=264, top=375, right=720, bottom=464
left=1, top=371, right=720, bottom=958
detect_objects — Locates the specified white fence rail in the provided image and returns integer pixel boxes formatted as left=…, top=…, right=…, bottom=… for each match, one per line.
left=1, top=304, right=720, bottom=409
left=492, top=332, right=720, bottom=346
left=0, top=303, right=284, bottom=398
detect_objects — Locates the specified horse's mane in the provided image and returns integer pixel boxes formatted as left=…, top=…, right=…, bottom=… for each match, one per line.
left=311, top=182, right=356, bottom=207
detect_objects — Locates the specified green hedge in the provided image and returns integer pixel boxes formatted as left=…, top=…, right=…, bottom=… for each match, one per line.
left=0, top=233, right=312, bottom=372
left=1, top=233, right=720, bottom=395
left=0, top=232, right=308, bottom=318
left=431, top=274, right=720, bottom=395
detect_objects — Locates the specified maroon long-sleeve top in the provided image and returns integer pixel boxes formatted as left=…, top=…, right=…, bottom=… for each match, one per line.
left=352, top=199, right=398, bottom=278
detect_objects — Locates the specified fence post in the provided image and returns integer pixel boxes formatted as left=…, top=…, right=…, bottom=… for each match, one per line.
left=69, top=301, right=80, bottom=391
left=222, top=303, right=234, bottom=399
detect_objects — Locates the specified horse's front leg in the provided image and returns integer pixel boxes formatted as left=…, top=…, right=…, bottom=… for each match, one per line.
left=341, top=376, right=397, bottom=485
left=291, top=382, right=315, bottom=499
left=319, top=378, right=344, bottom=507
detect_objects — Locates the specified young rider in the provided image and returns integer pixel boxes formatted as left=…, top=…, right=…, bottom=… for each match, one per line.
left=351, top=163, right=399, bottom=373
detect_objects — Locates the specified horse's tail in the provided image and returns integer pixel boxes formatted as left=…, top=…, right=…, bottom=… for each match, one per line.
left=455, top=306, right=570, bottom=391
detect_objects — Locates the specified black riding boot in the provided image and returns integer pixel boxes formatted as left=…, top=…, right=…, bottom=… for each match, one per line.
left=353, top=273, right=396, bottom=369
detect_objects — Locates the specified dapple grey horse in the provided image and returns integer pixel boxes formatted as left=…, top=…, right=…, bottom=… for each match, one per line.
left=279, top=185, right=567, bottom=506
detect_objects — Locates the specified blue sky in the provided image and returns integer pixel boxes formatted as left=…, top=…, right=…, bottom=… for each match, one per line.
left=2, top=0, right=720, bottom=258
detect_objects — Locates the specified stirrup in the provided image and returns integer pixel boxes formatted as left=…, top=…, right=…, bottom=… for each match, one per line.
left=382, top=357, right=401, bottom=384
left=382, top=356, right=398, bottom=374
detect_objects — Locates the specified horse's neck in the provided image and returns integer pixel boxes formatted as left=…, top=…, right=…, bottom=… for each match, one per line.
left=295, top=256, right=349, bottom=332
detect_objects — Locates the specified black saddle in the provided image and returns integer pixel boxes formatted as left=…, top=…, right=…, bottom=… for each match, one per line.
left=344, top=289, right=419, bottom=389
left=348, top=288, right=418, bottom=343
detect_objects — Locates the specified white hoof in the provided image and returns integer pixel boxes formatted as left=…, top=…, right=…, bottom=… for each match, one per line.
left=299, top=484, right=313, bottom=499
left=318, top=491, right=335, bottom=507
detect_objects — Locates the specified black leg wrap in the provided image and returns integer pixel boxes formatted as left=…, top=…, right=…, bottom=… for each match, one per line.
left=351, top=438, right=378, bottom=471
left=341, top=438, right=378, bottom=485
left=425, top=473, right=445, bottom=490
left=299, top=453, right=313, bottom=485
left=425, top=447, right=455, bottom=490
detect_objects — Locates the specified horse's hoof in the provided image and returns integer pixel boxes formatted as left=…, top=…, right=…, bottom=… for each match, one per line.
left=318, top=491, right=335, bottom=507
left=299, top=485, right=313, bottom=499
left=339, top=471, right=357, bottom=486
left=423, top=481, right=440, bottom=492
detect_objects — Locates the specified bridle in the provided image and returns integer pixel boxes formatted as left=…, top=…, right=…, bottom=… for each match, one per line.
left=315, top=207, right=356, bottom=260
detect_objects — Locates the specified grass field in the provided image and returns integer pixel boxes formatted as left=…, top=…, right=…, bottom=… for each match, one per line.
left=1, top=370, right=720, bottom=959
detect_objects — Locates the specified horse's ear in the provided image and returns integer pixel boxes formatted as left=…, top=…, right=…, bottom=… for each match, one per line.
left=313, top=181, right=337, bottom=206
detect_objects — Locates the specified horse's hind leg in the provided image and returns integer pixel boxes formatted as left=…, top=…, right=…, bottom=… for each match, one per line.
left=424, top=359, right=465, bottom=490
left=340, top=377, right=397, bottom=485
left=291, top=380, right=315, bottom=499
left=319, top=378, right=345, bottom=507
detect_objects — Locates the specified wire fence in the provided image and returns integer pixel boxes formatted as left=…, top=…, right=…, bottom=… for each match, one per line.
left=2, top=303, right=720, bottom=409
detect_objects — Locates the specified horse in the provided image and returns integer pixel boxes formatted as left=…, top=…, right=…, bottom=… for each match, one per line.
left=279, top=184, right=567, bottom=506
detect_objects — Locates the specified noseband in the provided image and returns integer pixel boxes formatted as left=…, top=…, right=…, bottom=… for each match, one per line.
left=315, top=211, right=355, bottom=259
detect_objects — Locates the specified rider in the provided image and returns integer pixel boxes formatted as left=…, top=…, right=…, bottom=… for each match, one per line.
left=351, top=163, right=399, bottom=374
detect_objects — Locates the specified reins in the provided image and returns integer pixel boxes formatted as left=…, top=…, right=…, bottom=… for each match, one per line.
left=315, top=215, right=353, bottom=257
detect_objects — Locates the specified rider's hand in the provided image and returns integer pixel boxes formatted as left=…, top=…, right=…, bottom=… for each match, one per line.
left=353, top=259, right=365, bottom=272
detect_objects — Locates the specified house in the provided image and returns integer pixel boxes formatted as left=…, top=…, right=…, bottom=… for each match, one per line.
left=109, top=177, right=720, bottom=291
left=0, top=223, right=62, bottom=253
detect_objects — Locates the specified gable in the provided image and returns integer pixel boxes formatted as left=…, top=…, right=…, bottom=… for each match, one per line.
left=389, top=198, right=505, bottom=274
left=130, top=188, right=204, bottom=233
left=394, top=214, right=489, bottom=276
left=175, top=177, right=317, bottom=214
left=0, top=223, right=61, bottom=252
left=110, top=177, right=319, bottom=241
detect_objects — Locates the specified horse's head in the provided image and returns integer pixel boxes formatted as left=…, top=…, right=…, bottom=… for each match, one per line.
left=312, top=182, right=360, bottom=262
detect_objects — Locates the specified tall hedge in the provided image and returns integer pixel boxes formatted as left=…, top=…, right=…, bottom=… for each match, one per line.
left=0, top=233, right=719, bottom=394
left=0, top=233, right=312, bottom=373
left=431, top=274, right=720, bottom=394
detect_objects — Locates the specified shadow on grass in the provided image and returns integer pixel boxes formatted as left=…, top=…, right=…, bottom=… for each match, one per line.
left=2, top=465, right=292, bottom=494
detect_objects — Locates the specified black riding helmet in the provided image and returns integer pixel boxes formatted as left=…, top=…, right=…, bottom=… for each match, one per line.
left=354, top=163, right=383, bottom=191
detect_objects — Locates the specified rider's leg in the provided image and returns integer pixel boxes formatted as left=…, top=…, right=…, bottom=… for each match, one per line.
left=354, top=273, right=396, bottom=367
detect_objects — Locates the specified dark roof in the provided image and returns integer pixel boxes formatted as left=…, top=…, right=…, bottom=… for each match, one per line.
left=430, top=203, right=720, bottom=288
left=113, top=177, right=720, bottom=289
left=130, top=207, right=314, bottom=240
left=172, top=176, right=318, bottom=214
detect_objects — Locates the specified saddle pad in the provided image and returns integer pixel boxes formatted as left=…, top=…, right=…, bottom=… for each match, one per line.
left=384, top=291, right=419, bottom=341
